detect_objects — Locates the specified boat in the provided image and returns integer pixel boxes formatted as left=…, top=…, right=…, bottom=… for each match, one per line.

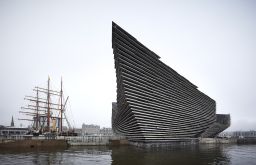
left=0, top=77, right=78, bottom=149
left=19, top=77, right=76, bottom=136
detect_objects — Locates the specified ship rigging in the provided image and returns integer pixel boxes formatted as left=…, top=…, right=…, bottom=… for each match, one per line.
left=19, top=77, right=73, bottom=135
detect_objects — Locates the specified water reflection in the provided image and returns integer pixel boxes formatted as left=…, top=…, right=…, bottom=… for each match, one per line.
left=0, top=144, right=256, bottom=165
left=111, top=144, right=230, bottom=165
left=0, top=147, right=67, bottom=165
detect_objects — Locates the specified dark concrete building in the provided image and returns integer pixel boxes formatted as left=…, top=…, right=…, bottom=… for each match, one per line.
left=112, top=22, right=230, bottom=143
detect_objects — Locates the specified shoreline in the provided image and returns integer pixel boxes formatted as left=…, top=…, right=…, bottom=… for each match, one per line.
left=1, top=136, right=256, bottom=149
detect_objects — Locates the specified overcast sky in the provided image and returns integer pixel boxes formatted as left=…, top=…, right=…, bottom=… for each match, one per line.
left=0, top=0, right=255, bottom=131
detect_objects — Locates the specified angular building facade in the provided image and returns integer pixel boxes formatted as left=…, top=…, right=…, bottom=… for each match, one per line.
left=112, top=22, right=230, bottom=142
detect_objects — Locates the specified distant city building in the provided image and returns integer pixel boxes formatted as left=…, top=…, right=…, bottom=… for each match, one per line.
left=112, top=22, right=230, bottom=142
left=100, top=127, right=113, bottom=136
left=220, top=131, right=256, bottom=138
left=0, top=116, right=28, bottom=136
left=82, top=124, right=100, bottom=135
left=0, top=126, right=28, bottom=136
left=234, top=131, right=256, bottom=138
left=74, top=128, right=82, bottom=136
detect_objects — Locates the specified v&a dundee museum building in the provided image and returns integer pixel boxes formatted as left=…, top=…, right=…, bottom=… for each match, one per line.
left=111, top=22, right=230, bottom=143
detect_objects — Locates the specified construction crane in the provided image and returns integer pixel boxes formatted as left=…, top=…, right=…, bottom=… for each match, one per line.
left=63, top=96, right=72, bottom=130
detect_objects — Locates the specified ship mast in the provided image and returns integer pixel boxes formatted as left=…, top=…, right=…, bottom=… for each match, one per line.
left=36, top=88, right=39, bottom=129
left=47, top=77, right=50, bottom=132
left=60, top=77, right=63, bottom=132
left=19, top=77, right=67, bottom=134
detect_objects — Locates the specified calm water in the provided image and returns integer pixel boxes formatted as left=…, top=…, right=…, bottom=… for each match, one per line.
left=0, top=144, right=256, bottom=165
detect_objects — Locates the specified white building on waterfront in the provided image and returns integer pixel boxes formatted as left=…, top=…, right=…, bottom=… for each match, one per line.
left=0, top=116, right=29, bottom=136
left=100, top=127, right=113, bottom=136
left=81, top=124, right=113, bottom=136
left=82, top=124, right=100, bottom=135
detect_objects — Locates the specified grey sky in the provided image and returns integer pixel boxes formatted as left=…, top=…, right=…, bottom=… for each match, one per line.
left=0, top=0, right=255, bottom=131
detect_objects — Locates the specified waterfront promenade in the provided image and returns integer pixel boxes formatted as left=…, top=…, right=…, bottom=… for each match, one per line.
left=0, top=135, right=128, bottom=147
left=65, top=135, right=128, bottom=146
left=1, top=135, right=256, bottom=148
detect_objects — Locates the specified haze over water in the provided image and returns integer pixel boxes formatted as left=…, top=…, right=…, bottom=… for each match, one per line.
left=0, top=144, right=256, bottom=165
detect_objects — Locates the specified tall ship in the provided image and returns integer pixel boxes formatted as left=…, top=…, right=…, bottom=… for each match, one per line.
left=19, top=77, right=75, bottom=136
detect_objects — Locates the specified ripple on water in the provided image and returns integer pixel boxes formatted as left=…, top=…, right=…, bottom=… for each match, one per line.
left=0, top=145, right=256, bottom=165
left=223, top=145, right=256, bottom=165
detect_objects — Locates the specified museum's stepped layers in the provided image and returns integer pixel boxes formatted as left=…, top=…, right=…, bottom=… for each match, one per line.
left=201, top=114, right=231, bottom=138
left=112, top=22, right=229, bottom=142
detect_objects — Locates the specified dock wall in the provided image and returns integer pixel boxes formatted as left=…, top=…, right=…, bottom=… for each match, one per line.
left=66, top=135, right=127, bottom=146
left=0, top=139, right=67, bottom=148
left=129, top=138, right=199, bottom=148
left=199, top=138, right=237, bottom=144
left=237, top=137, right=256, bottom=144
left=1, top=136, right=255, bottom=148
